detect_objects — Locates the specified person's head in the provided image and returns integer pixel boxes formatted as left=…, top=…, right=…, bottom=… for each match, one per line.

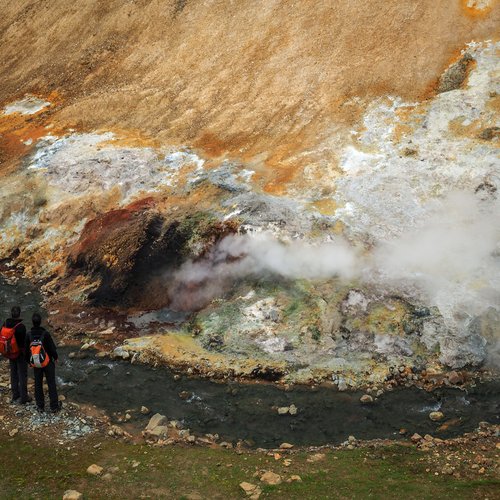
left=32, top=313, right=42, bottom=327
left=11, top=306, right=21, bottom=319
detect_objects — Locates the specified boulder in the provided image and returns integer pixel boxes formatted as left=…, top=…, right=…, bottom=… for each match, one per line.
left=146, top=413, right=167, bottom=431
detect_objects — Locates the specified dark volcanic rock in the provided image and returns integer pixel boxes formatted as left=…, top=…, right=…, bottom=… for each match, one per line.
left=437, top=53, right=474, bottom=93
left=68, top=199, right=237, bottom=308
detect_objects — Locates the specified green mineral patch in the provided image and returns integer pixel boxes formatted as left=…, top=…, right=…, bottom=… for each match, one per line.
left=345, top=298, right=413, bottom=336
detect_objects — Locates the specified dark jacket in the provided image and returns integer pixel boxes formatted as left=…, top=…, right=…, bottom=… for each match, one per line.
left=3, top=318, right=26, bottom=353
left=25, top=326, right=58, bottom=363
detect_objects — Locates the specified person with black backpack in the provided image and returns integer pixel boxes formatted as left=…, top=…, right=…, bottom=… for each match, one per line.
left=0, top=306, right=31, bottom=404
left=25, top=313, right=60, bottom=413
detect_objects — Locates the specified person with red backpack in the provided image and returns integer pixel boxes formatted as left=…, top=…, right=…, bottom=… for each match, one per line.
left=0, top=306, right=31, bottom=404
left=25, top=313, right=60, bottom=413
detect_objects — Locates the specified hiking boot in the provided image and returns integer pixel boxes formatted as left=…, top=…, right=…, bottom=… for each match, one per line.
left=10, top=397, right=20, bottom=404
left=36, top=406, right=44, bottom=414
left=50, top=401, right=62, bottom=413
left=20, top=396, right=33, bottom=404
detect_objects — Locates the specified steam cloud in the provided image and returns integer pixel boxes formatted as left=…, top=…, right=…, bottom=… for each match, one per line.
left=170, top=191, right=500, bottom=361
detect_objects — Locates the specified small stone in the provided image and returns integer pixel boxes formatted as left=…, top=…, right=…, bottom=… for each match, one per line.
left=8, top=428, right=18, bottom=437
left=279, top=442, right=294, bottom=449
left=307, top=453, right=326, bottom=463
left=109, top=425, right=124, bottom=437
left=63, top=490, right=83, bottom=500
left=411, top=433, right=423, bottom=443
left=102, top=473, right=113, bottom=481
left=140, top=406, right=150, bottom=415
left=288, top=404, right=298, bottom=415
left=429, top=411, right=444, bottom=422
left=260, top=471, right=282, bottom=485
left=283, top=459, right=292, bottom=466
left=441, top=465, right=454, bottom=475
left=360, top=394, right=373, bottom=404
left=131, top=461, right=140, bottom=468
left=59, top=395, right=66, bottom=401
left=240, top=482, right=262, bottom=498
left=337, top=379, right=348, bottom=391
left=348, top=435, right=356, bottom=443
left=240, top=482, right=258, bottom=494
left=81, top=343, right=91, bottom=351
left=113, top=346, right=130, bottom=360
left=277, top=406, right=289, bottom=415
left=87, top=464, right=103, bottom=476
left=447, top=371, right=462, bottom=385
left=187, top=435, right=196, bottom=443
left=290, top=475, right=302, bottom=482
left=148, top=426, right=169, bottom=438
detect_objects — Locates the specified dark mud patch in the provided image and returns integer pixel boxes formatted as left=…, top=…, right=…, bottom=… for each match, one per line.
left=57, top=349, right=500, bottom=448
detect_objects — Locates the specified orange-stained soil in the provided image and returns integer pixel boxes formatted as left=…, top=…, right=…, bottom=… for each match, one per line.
left=1, top=1, right=498, bottom=172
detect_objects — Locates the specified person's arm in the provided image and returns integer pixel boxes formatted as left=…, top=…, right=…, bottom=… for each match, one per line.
left=15, top=323, right=27, bottom=351
left=44, top=332, right=58, bottom=361
left=24, top=332, right=31, bottom=355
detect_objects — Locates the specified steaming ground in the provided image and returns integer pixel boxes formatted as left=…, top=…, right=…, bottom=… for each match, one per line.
left=172, top=190, right=500, bottom=367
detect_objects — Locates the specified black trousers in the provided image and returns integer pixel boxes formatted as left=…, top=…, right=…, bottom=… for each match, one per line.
left=33, top=361, right=59, bottom=410
left=9, top=354, right=28, bottom=402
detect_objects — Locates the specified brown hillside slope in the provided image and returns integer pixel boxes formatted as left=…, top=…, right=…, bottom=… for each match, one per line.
left=1, top=0, right=498, bottom=165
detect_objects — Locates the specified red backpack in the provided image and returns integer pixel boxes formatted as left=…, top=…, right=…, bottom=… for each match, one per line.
left=29, top=333, right=50, bottom=368
left=0, top=324, right=20, bottom=359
